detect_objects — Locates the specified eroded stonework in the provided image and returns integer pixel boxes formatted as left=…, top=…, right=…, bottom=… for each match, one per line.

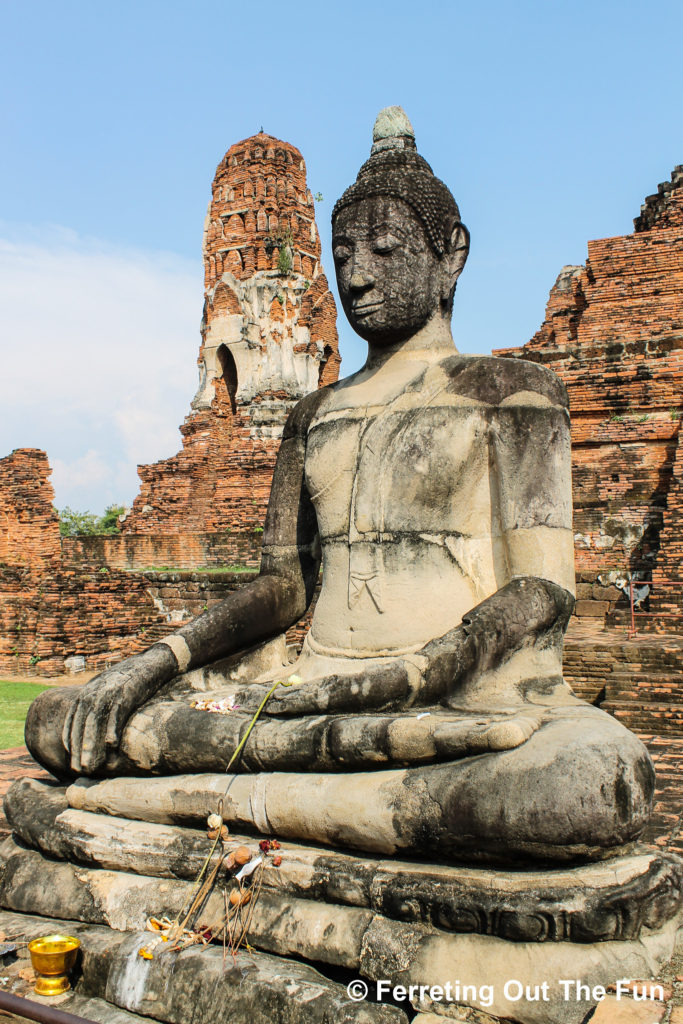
left=5, top=109, right=681, bottom=1024
left=122, top=133, right=339, bottom=535
left=0, top=133, right=338, bottom=674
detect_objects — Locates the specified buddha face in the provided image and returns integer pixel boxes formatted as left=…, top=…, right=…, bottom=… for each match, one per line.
left=332, top=196, right=446, bottom=345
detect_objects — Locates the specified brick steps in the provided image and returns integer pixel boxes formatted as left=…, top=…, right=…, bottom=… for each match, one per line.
left=563, top=628, right=683, bottom=735
left=605, top=607, right=683, bottom=631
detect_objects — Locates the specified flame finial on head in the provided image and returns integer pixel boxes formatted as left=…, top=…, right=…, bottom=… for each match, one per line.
left=371, top=106, right=416, bottom=154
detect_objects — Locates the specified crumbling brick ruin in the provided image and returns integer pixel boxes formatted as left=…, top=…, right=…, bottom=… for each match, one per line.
left=653, top=426, right=683, bottom=620
left=0, top=449, right=172, bottom=675
left=0, top=450, right=60, bottom=569
left=497, top=165, right=683, bottom=626
left=0, top=132, right=337, bottom=675
left=0, top=449, right=316, bottom=675
left=121, top=132, right=339, bottom=538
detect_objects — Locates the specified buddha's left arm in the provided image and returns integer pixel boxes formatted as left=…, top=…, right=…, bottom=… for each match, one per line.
left=490, top=392, right=575, bottom=595
left=418, top=388, right=576, bottom=702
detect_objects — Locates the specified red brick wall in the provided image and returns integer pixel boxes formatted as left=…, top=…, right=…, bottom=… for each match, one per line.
left=0, top=133, right=340, bottom=675
left=0, top=451, right=175, bottom=676
left=0, top=565, right=172, bottom=676
left=496, top=165, right=683, bottom=620
left=63, top=531, right=262, bottom=570
left=652, top=427, right=683, bottom=620
left=0, top=446, right=316, bottom=675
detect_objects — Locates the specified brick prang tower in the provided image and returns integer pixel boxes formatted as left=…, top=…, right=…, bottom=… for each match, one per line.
left=122, top=132, right=340, bottom=535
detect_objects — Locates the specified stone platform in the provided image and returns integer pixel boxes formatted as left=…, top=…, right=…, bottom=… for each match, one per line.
left=2, top=727, right=683, bottom=1023
left=1, top=775, right=682, bottom=1024
left=3, top=731, right=682, bottom=852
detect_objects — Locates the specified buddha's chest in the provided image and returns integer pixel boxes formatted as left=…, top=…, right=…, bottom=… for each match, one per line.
left=305, top=398, right=492, bottom=539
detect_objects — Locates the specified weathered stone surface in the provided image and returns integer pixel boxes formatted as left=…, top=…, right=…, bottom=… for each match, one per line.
left=0, top=911, right=407, bottom=1024
left=0, top=865, right=679, bottom=1024
left=0, top=131, right=339, bottom=678
left=563, top=625, right=683, bottom=736
left=1, top=989, right=151, bottom=1024
left=0, top=449, right=60, bottom=569
left=36, top=696, right=653, bottom=863
left=589, top=994, right=667, bottom=1022
left=653, top=422, right=683, bottom=622
left=54, top=996, right=153, bottom=1023
left=0, top=449, right=175, bottom=676
left=7, top=778, right=682, bottom=944
left=19, top=110, right=658, bottom=868
left=122, top=132, right=340, bottom=539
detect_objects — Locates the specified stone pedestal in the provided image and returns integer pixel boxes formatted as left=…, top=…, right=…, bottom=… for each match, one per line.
left=1, top=777, right=681, bottom=1024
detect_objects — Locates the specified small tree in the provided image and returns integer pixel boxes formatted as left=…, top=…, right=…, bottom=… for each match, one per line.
left=57, top=507, right=100, bottom=537
left=277, top=244, right=292, bottom=275
left=265, top=226, right=294, bottom=277
left=98, top=504, right=127, bottom=533
left=56, top=504, right=127, bottom=536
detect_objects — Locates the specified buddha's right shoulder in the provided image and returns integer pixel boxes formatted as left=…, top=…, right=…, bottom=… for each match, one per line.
left=282, top=385, right=337, bottom=440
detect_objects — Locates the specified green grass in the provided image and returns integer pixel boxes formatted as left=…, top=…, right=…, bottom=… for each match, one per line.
left=0, top=680, right=51, bottom=749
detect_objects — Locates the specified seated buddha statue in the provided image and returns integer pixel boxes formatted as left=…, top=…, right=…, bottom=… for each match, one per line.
left=24, top=107, right=653, bottom=866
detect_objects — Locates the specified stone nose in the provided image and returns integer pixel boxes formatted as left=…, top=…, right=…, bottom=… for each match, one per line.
left=349, top=259, right=375, bottom=292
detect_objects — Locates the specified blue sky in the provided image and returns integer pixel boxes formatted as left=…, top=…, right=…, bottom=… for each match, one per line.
left=1, top=0, right=681, bottom=512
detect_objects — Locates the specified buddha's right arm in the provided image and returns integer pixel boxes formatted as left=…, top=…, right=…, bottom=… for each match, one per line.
left=62, top=392, right=326, bottom=774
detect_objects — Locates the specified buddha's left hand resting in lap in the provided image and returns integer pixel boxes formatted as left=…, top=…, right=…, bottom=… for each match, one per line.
left=26, top=108, right=653, bottom=865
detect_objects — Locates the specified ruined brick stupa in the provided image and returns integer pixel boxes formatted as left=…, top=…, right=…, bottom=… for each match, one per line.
left=122, top=133, right=340, bottom=535
left=497, top=164, right=683, bottom=626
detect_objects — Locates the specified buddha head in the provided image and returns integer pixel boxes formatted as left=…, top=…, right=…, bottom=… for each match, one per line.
left=332, top=107, right=470, bottom=346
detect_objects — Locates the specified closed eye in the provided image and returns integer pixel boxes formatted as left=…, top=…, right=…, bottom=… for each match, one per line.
left=373, top=233, right=402, bottom=254
left=333, top=245, right=351, bottom=262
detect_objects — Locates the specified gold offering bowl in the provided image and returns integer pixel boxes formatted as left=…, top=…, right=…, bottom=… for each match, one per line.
left=27, top=934, right=81, bottom=996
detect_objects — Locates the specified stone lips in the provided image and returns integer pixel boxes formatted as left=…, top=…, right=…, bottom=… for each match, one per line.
left=496, top=164, right=683, bottom=624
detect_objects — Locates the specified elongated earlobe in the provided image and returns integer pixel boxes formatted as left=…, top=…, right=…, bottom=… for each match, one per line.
left=441, top=223, right=470, bottom=302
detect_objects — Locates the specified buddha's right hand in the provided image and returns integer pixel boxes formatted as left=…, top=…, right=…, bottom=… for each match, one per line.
left=62, top=643, right=179, bottom=774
